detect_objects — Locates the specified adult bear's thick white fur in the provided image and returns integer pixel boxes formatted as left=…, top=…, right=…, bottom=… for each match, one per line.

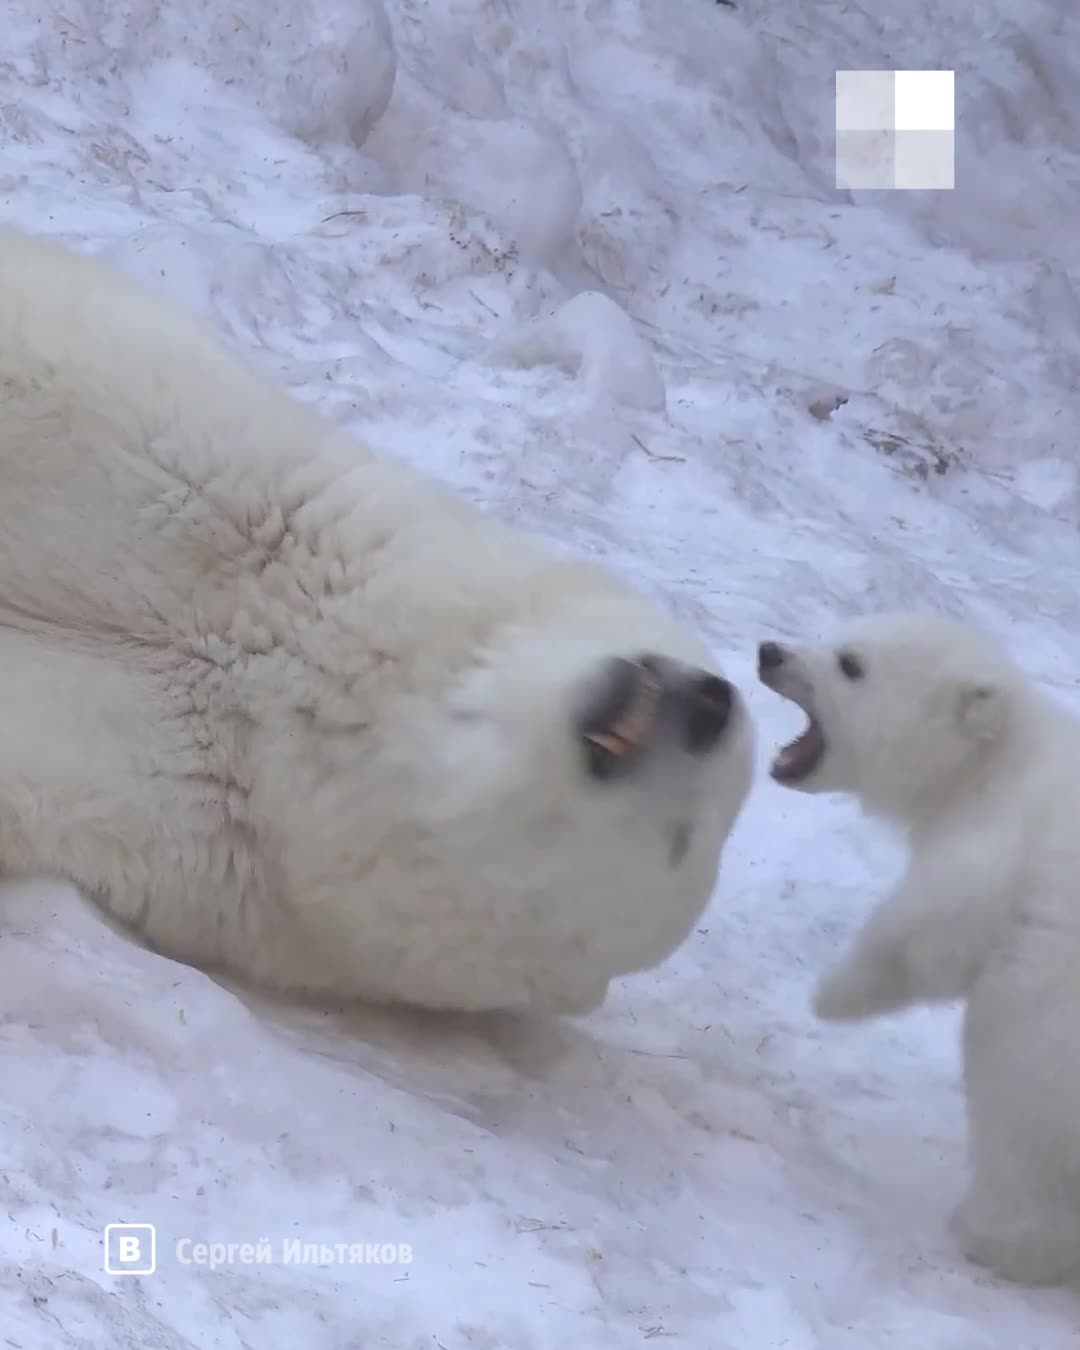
left=0, top=228, right=755, bottom=1016
left=759, top=612, right=1080, bottom=1285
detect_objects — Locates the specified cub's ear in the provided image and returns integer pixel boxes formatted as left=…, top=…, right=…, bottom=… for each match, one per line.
left=954, top=678, right=1008, bottom=743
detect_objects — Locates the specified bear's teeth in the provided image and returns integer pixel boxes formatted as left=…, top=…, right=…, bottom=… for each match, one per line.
left=771, top=719, right=826, bottom=782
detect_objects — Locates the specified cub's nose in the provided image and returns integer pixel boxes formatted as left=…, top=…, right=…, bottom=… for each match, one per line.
left=575, top=653, right=736, bottom=781
left=757, top=640, right=786, bottom=673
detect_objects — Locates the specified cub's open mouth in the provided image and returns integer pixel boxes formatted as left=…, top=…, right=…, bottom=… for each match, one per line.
left=771, top=713, right=826, bottom=783
left=757, top=641, right=828, bottom=784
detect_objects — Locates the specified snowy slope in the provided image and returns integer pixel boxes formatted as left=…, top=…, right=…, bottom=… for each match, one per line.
left=2, top=1, right=1080, bottom=1346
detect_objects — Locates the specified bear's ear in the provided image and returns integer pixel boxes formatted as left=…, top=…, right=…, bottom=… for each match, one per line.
left=954, top=678, right=1007, bottom=742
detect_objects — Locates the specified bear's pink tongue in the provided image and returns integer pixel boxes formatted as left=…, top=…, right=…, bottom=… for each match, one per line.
left=771, top=719, right=826, bottom=783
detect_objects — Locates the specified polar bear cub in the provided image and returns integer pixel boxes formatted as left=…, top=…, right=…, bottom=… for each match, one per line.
left=0, top=227, right=755, bottom=1016
left=758, top=611, right=1080, bottom=1285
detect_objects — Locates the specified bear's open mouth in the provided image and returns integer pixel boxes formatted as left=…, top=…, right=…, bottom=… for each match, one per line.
left=771, top=713, right=826, bottom=783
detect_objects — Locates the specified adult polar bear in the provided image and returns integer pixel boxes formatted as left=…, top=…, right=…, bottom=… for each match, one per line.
left=758, top=612, right=1080, bottom=1285
left=0, top=227, right=754, bottom=1016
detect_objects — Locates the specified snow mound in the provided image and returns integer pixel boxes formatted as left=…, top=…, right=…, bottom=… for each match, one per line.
left=369, top=108, right=583, bottom=273
left=63, top=0, right=397, bottom=149
left=490, top=291, right=666, bottom=411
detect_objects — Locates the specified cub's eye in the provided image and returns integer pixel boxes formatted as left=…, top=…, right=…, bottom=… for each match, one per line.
left=837, top=651, right=864, bottom=680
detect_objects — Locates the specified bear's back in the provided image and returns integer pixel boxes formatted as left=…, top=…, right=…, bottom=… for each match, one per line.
left=0, top=228, right=332, bottom=638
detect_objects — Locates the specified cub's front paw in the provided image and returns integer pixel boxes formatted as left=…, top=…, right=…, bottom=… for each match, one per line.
left=812, top=953, right=904, bottom=1022
left=959, top=1219, right=1078, bottom=1287
left=534, top=973, right=610, bottom=1017
left=954, top=1188, right=1080, bottom=1286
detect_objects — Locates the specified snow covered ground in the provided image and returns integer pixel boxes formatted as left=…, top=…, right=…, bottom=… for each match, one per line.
left=2, top=0, right=1080, bottom=1344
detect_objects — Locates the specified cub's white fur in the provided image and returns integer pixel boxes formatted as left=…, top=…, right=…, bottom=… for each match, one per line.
left=760, top=612, right=1080, bottom=1285
left=0, top=228, right=755, bottom=1016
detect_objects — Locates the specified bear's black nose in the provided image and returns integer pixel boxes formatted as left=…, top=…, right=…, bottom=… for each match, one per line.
left=576, top=654, right=735, bottom=781
left=757, top=641, right=785, bottom=672
left=682, top=672, right=733, bottom=756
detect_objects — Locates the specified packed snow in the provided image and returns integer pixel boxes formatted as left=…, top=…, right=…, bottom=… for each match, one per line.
left=2, top=0, right=1080, bottom=1345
